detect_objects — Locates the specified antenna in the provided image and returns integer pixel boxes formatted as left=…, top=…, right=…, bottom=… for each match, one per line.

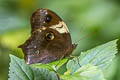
left=73, top=31, right=96, bottom=44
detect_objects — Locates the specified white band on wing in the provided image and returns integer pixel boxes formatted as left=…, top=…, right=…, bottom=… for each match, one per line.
left=49, top=21, right=69, bottom=33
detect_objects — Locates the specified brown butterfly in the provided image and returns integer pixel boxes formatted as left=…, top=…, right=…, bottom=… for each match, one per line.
left=19, top=8, right=77, bottom=64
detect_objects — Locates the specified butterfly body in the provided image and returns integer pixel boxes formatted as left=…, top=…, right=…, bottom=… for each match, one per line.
left=19, top=9, right=77, bottom=64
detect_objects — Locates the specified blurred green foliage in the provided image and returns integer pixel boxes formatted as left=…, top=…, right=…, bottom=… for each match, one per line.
left=0, top=0, right=120, bottom=80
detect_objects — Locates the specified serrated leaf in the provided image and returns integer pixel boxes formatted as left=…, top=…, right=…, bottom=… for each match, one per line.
left=32, top=68, right=58, bottom=80
left=8, top=54, right=58, bottom=80
left=79, top=39, right=118, bottom=69
left=61, top=64, right=105, bottom=80
left=67, top=39, right=118, bottom=73
left=8, top=55, right=34, bottom=80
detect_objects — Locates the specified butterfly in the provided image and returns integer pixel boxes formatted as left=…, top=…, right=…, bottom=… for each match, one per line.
left=19, top=8, right=77, bottom=64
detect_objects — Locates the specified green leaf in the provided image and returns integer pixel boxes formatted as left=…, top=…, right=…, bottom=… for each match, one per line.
left=67, top=39, right=118, bottom=73
left=8, top=54, right=58, bottom=80
left=31, top=68, right=58, bottom=80
left=8, top=55, right=34, bottom=80
left=60, top=64, right=105, bottom=80
left=8, top=39, right=118, bottom=80
left=79, top=39, right=118, bottom=69
left=31, top=63, right=54, bottom=71
left=31, top=58, right=68, bottom=71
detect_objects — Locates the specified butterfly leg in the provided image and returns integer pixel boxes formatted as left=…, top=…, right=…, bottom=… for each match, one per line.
left=69, top=55, right=81, bottom=67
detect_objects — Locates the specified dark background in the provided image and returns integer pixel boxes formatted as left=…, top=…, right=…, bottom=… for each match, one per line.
left=0, top=0, right=120, bottom=80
